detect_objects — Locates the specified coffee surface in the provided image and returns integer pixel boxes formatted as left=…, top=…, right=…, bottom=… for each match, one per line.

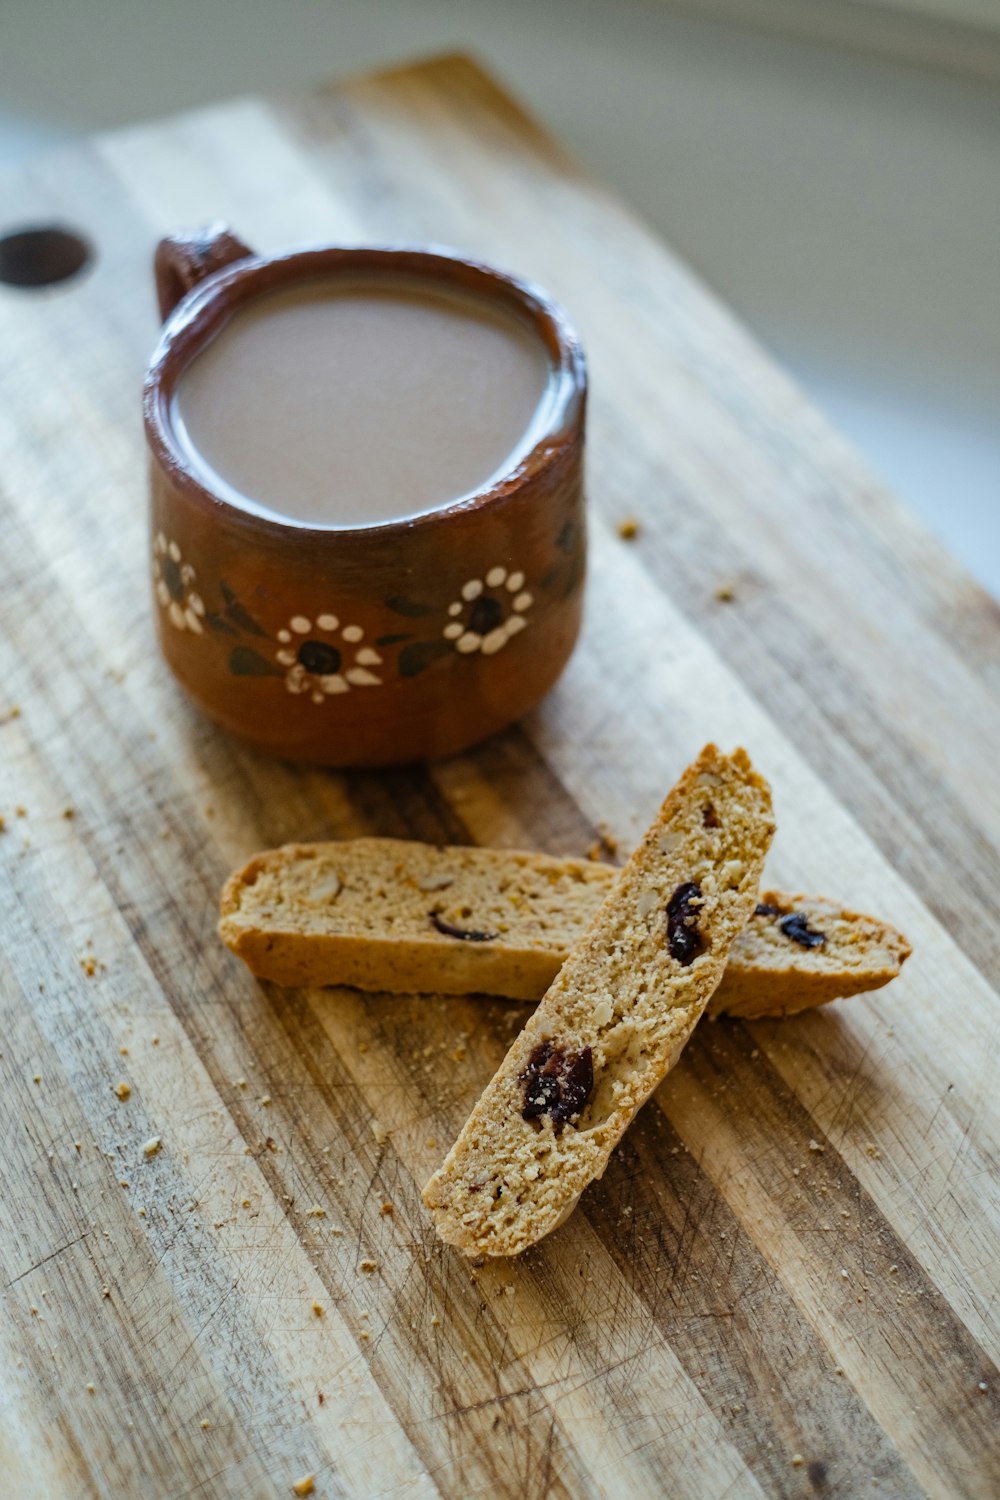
left=171, top=277, right=553, bottom=527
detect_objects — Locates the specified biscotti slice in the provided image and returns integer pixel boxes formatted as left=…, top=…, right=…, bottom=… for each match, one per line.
left=219, top=839, right=615, bottom=1001
left=709, top=892, right=911, bottom=1019
left=421, top=743, right=775, bottom=1257
left=220, top=842, right=909, bottom=1016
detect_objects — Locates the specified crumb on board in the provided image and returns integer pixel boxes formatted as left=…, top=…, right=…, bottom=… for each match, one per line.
left=142, top=1137, right=162, bottom=1158
left=359, top=1259, right=377, bottom=1274
left=200, top=1419, right=210, bottom=1430
left=865, top=1141, right=882, bottom=1159
left=80, top=957, right=100, bottom=978
left=380, top=1202, right=394, bottom=1216
left=808, top=1139, right=825, bottom=1153
left=114, top=1081, right=131, bottom=1101
left=1, top=706, right=21, bottom=724
left=62, top=807, right=75, bottom=820
left=15, top=805, right=26, bottom=817
left=260, top=1095, right=272, bottom=1107
left=616, top=517, right=639, bottom=540
left=306, top=1204, right=326, bottom=1218
left=587, top=826, right=619, bottom=861
left=371, top=1122, right=388, bottom=1145
left=791, top=1454, right=804, bottom=1468
left=85, top=1383, right=95, bottom=1394
left=32, top=1074, right=41, bottom=1085
left=292, top=1475, right=315, bottom=1497
left=312, top=1300, right=324, bottom=1318
left=714, top=583, right=735, bottom=602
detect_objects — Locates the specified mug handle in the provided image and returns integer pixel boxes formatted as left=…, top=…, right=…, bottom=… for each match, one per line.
left=154, top=222, right=254, bottom=321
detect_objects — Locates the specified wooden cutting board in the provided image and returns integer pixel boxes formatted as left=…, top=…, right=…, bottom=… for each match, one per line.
left=1, top=52, right=997, bottom=1500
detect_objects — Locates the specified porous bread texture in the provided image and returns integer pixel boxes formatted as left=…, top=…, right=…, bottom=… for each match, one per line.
left=712, top=891, right=911, bottom=1019
left=219, top=843, right=909, bottom=1016
left=422, top=743, right=775, bottom=1257
left=219, top=840, right=612, bottom=1000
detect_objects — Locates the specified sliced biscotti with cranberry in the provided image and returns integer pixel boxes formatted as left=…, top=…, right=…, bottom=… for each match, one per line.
left=218, top=839, right=614, bottom=1000
left=708, top=891, right=911, bottom=1019
left=220, top=840, right=908, bottom=1016
left=421, top=743, right=775, bottom=1257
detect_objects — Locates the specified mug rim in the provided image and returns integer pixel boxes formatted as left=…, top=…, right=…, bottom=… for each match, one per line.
left=143, top=242, right=587, bottom=544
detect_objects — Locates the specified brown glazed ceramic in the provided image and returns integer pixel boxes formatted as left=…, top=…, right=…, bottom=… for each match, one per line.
left=144, top=224, right=586, bottom=766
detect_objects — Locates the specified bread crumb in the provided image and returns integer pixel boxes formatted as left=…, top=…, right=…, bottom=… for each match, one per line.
left=714, top=583, right=735, bottom=602
left=0, top=706, right=21, bottom=723
left=15, top=805, right=26, bottom=818
left=85, top=1383, right=95, bottom=1394
left=306, top=1204, right=326, bottom=1218
left=200, top=1419, right=210, bottom=1429
left=425, top=1137, right=437, bottom=1150
left=808, top=1139, right=824, bottom=1153
left=864, top=1142, right=882, bottom=1159
left=151, top=1036, right=160, bottom=1046
left=979, top=1381, right=988, bottom=1392
left=142, top=1137, right=162, bottom=1158
left=114, top=1081, right=131, bottom=1101
left=791, top=1454, right=804, bottom=1467
left=80, top=957, right=99, bottom=978
left=32, top=1074, right=41, bottom=1085
left=291, top=1476, right=315, bottom=1497
left=359, top=1259, right=377, bottom=1273
left=380, top=1202, right=394, bottom=1216
left=359, top=1329, right=369, bottom=1341
left=312, top=1300, right=324, bottom=1318
left=617, top=517, right=639, bottom=540
left=371, top=1122, right=387, bottom=1145
left=260, top=1095, right=272, bottom=1107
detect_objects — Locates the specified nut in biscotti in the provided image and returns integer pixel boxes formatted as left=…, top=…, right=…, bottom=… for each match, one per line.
left=421, top=743, right=776, bottom=1257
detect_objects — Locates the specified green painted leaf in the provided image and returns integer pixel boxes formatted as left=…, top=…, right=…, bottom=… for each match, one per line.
left=225, top=600, right=267, bottom=637
left=398, top=639, right=452, bottom=679
left=229, top=645, right=282, bottom=678
left=204, top=612, right=238, bottom=637
left=385, top=596, right=437, bottom=618
left=556, top=519, right=580, bottom=554
left=375, top=632, right=415, bottom=647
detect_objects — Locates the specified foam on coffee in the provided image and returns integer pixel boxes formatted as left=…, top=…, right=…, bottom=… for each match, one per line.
left=171, top=276, right=555, bottom=527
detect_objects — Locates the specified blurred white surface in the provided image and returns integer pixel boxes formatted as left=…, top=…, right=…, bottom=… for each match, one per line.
left=1, top=0, right=997, bottom=596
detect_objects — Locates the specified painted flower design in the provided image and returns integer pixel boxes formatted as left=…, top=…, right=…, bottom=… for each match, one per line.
left=442, top=566, right=533, bottom=656
left=275, top=614, right=383, bottom=703
left=153, top=533, right=205, bottom=633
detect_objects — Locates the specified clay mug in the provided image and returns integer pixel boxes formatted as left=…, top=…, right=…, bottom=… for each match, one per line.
left=143, top=224, right=587, bottom=766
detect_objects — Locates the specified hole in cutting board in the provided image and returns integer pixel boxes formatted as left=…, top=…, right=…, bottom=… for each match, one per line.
left=0, top=225, right=92, bottom=288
